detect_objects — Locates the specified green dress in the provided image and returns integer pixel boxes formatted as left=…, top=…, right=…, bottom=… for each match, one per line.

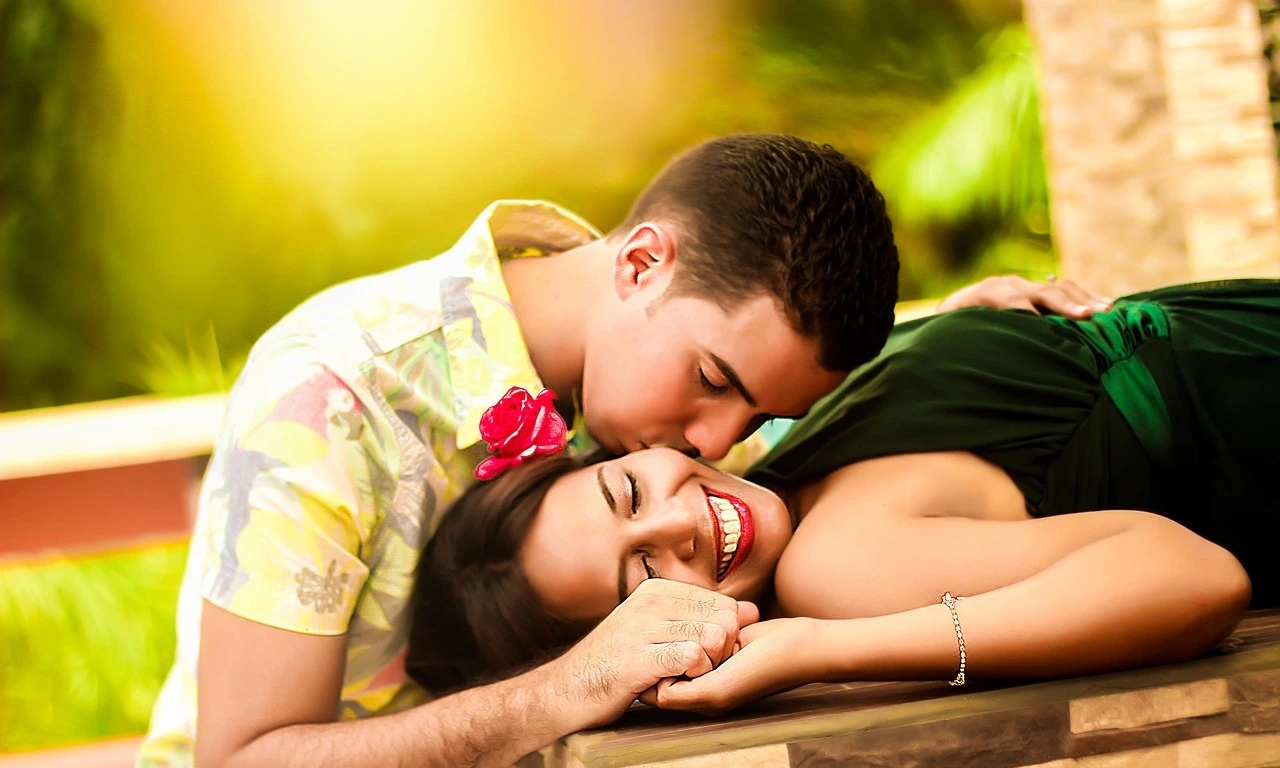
left=748, top=280, right=1280, bottom=608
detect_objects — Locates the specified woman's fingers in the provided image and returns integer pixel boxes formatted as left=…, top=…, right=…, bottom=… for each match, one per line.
left=937, top=274, right=1113, bottom=319
left=654, top=665, right=736, bottom=714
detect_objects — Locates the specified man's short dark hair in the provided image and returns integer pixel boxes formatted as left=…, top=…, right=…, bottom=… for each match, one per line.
left=619, top=134, right=899, bottom=371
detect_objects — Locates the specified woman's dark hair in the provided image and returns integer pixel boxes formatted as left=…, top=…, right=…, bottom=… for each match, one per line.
left=406, top=455, right=600, bottom=696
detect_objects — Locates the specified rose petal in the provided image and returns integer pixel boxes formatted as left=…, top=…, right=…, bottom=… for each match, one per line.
left=476, top=386, right=568, bottom=470
left=474, top=454, right=523, bottom=481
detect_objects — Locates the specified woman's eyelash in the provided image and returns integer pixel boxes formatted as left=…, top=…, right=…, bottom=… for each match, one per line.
left=627, top=471, right=641, bottom=516
left=629, top=474, right=656, bottom=580
left=699, top=368, right=728, bottom=393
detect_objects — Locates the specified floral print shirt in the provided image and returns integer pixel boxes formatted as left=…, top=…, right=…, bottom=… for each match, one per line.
left=138, top=200, right=602, bottom=767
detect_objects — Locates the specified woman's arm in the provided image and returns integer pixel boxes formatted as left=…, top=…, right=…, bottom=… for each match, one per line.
left=650, top=453, right=1251, bottom=713
left=810, top=511, right=1250, bottom=683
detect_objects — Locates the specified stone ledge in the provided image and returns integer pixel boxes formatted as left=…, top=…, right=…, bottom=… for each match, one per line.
left=525, top=610, right=1280, bottom=768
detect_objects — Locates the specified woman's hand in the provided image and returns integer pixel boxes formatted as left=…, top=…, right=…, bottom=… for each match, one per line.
left=641, top=617, right=824, bottom=716
left=937, top=274, right=1112, bottom=318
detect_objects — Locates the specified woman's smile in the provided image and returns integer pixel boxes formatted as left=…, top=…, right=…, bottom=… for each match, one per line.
left=518, top=448, right=793, bottom=623
left=704, top=487, right=754, bottom=581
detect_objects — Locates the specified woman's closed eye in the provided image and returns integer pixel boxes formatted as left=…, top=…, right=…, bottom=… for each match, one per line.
left=627, top=471, right=660, bottom=580
left=627, top=471, right=642, bottom=516
left=699, top=366, right=729, bottom=394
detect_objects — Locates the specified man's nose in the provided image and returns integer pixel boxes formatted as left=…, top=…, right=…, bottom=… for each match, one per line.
left=685, top=416, right=748, bottom=462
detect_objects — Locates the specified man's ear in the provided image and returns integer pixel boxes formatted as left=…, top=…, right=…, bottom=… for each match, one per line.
left=613, top=223, right=677, bottom=300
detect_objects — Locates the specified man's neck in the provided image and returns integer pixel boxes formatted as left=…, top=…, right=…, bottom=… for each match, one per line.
left=501, top=240, right=612, bottom=416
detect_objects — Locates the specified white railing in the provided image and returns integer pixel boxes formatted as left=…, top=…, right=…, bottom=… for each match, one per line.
left=0, top=299, right=940, bottom=482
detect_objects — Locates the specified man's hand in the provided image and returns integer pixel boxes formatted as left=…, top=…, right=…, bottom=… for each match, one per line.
left=546, top=579, right=759, bottom=732
left=641, top=617, right=821, bottom=717
left=938, top=274, right=1112, bottom=319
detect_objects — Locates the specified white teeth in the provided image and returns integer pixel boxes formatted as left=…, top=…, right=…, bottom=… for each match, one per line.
left=708, top=491, right=745, bottom=580
left=712, top=498, right=735, bottom=518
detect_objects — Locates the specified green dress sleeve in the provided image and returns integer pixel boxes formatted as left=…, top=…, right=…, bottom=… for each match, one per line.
left=747, top=279, right=1280, bottom=608
left=747, top=307, right=1106, bottom=512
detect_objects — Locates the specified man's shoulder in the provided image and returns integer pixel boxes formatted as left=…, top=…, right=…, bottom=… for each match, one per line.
left=270, top=258, right=456, bottom=348
left=223, top=259, right=464, bottom=443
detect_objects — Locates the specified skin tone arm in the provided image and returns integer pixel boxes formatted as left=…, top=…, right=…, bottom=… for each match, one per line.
left=647, top=452, right=1251, bottom=714
left=196, top=580, right=759, bottom=768
left=938, top=274, right=1113, bottom=318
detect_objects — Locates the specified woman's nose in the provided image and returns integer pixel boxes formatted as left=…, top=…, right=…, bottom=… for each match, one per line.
left=638, top=504, right=697, bottom=561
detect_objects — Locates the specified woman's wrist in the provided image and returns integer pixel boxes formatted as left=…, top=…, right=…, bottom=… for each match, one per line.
left=810, top=603, right=976, bottom=684
left=806, top=617, right=867, bottom=683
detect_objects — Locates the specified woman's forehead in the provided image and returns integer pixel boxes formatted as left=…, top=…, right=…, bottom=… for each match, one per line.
left=521, top=466, right=617, bottom=620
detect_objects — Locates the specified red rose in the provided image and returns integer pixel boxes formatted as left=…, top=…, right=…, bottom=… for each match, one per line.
left=474, top=387, right=568, bottom=480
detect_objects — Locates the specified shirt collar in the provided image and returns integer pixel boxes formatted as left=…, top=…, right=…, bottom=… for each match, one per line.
left=440, top=200, right=602, bottom=449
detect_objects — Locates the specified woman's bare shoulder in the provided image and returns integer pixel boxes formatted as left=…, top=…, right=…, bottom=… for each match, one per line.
left=794, top=451, right=1029, bottom=523
left=775, top=452, right=1028, bottom=618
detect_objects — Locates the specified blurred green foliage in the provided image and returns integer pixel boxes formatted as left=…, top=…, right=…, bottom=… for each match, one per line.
left=710, top=0, right=1053, bottom=298
left=136, top=323, right=242, bottom=398
left=0, top=0, right=1053, bottom=412
left=1, top=0, right=119, bottom=408
left=0, top=541, right=187, bottom=751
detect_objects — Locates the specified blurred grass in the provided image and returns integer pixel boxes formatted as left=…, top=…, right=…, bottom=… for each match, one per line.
left=136, top=324, right=242, bottom=398
left=0, top=541, right=187, bottom=752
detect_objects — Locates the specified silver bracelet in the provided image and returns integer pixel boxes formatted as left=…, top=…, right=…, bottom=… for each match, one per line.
left=940, top=592, right=967, bottom=687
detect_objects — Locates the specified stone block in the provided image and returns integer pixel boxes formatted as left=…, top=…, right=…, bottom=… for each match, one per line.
left=1229, top=668, right=1280, bottom=733
left=1158, top=0, right=1254, bottom=30
left=1021, top=742, right=1179, bottom=768
left=631, top=745, right=790, bottom=768
left=1176, top=731, right=1280, bottom=766
left=1069, top=679, right=1229, bottom=733
left=785, top=703, right=1068, bottom=768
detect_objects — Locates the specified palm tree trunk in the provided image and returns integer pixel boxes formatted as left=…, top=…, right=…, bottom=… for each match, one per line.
left=1025, top=0, right=1280, bottom=296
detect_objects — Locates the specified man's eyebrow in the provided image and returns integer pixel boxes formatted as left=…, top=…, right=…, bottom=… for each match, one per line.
left=708, top=352, right=758, bottom=408
left=599, top=467, right=628, bottom=605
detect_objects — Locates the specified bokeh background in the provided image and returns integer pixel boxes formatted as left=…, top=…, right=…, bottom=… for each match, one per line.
left=2, top=0, right=1048, bottom=413
left=5, top=0, right=1280, bottom=760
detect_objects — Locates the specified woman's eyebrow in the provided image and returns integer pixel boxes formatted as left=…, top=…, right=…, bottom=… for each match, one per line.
left=597, top=467, right=629, bottom=605
left=597, top=466, right=617, bottom=513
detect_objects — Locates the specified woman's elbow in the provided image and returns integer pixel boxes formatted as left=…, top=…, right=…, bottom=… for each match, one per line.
left=1213, top=547, right=1252, bottom=618
left=1188, top=541, right=1251, bottom=650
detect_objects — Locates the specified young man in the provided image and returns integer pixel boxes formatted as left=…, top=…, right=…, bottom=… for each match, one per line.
left=140, top=134, right=1103, bottom=768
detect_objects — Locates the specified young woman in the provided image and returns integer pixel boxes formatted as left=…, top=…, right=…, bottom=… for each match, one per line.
left=406, top=279, right=1277, bottom=713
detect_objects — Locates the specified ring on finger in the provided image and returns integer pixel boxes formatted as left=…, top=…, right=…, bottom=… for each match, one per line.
left=1046, top=273, right=1058, bottom=284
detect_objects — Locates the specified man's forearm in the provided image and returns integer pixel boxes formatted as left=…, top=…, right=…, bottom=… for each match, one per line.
left=219, top=661, right=569, bottom=768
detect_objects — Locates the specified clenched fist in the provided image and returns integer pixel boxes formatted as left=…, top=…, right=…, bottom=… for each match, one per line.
left=543, top=579, right=758, bottom=732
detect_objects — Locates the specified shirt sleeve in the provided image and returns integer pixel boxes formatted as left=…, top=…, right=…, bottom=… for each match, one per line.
left=197, top=350, right=394, bottom=636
